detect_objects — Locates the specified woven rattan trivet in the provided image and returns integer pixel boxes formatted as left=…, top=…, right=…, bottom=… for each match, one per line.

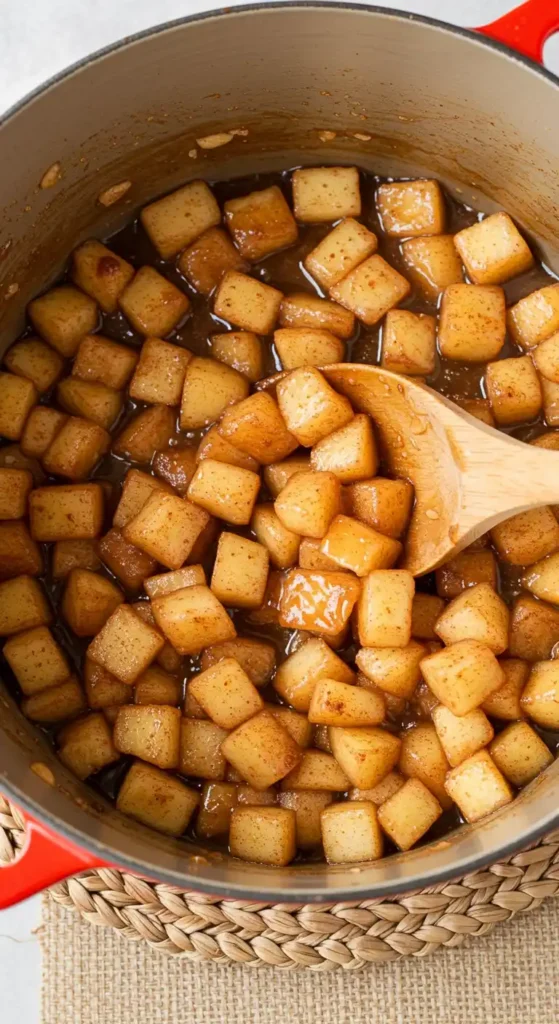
left=3, top=795, right=559, bottom=969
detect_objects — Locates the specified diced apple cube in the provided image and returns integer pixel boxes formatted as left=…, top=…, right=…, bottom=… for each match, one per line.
left=532, top=331, right=559, bottom=384
left=56, top=377, right=122, bottom=430
left=72, top=334, right=138, bottom=389
left=433, top=704, right=494, bottom=768
left=52, top=539, right=100, bottom=578
left=304, top=217, right=377, bottom=288
left=330, top=255, right=410, bottom=326
left=402, top=235, right=463, bottom=300
left=376, top=179, right=445, bottom=237
left=196, top=781, right=239, bottom=838
left=221, top=710, right=301, bottom=789
left=439, top=284, right=506, bottom=362
left=71, top=239, right=134, bottom=312
left=4, top=337, right=63, bottom=393
left=445, top=749, right=513, bottom=822
left=434, top=582, right=509, bottom=654
left=320, top=514, right=402, bottom=575
left=251, top=503, right=300, bottom=569
left=273, top=326, right=344, bottom=370
left=356, top=640, right=425, bottom=699
left=411, top=593, right=445, bottom=640
left=279, top=292, right=355, bottom=339
left=279, top=568, right=360, bottom=636
left=98, top=528, right=157, bottom=592
left=112, top=405, right=175, bottom=464
left=113, top=469, right=172, bottom=530
left=123, top=492, right=209, bottom=570
left=214, top=271, right=282, bottom=334
left=180, top=717, right=230, bottom=779
left=273, top=636, right=354, bottom=710
left=278, top=790, right=331, bottom=849
left=28, top=285, right=98, bottom=357
left=141, top=180, right=221, bottom=259
left=523, top=550, right=559, bottom=604
left=509, top=595, right=559, bottom=661
left=189, top=658, right=263, bottom=729
left=61, top=568, right=123, bottom=637
left=381, top=309, right=436, bottom=376
left=134, top=666, right=181, bottom=706
left=308, top=677, right=384, bottom=727
left=275, top=470, right=340, bottom=538
left=280, top=749, right=350, bottom=791
left=485, top=354, right=542, bottom=425
left=0, top=372, right=37, bottom=441
left=0, top=468, right=32, bottom=519
left=3, top=624, right=70, bottom=695
left=42, top=416, right=110, bottom=480
left=188, top=459, right=261, bottom=527
left=152, top=584, right=235, bottom=655
left=320, top=800, right=383, bottom=864
left=490, top=721, right=552, bottom=787
left=200, top=638, right=276, bottom=687
left=84, top=659, right=131, bottom=709
left=541, top=377, right=559, bottom=426
left=87, top=604, right=164, bottom=684
left=457, top=398, right=496, bottom=425
left=117, top=760, right=198, bottom=835
left=20, top=407, right=66, bottom=459
left=310, top=414, right=377, bottom=484
left=347, top=477, right=414, bottom=539
left=219, top=392, right=297, bottom=464
left=210, top=532, right=269, bottom=609
left=0, top=445, right=45, bottom=484
left=521, top=659, right=559, bottom=728
left=378, top=777, right=442, bottom=850
left=143, top=565, right=205, bottom=600
left=454, top=212, right=533, bottom=286
left=246, top=569, right=286, bottom=627
left=421, top=640, right=504, bottom=716
left=129, top=337, right=191, bottom=406
left=209, top=331, right=263, bottom=383
left=0, top=576, right=51, bottom=635
left=57, top=712, right=118, bottom=779
left=224, top=184, right=298, bottom=259
left=180, top=356, right=249, bottom=430
left=348, top=771, right=405, bottom=806
left=119, top=266, right=189, bottom=336
left=297, top=537, right=345, bottom=572
left=29, top=483, right=104, bottom=541
left=22, top=676, right=86, bottom=723
left=114, top=704, right=180, bottom=769
left=507, top=283, right=559, bottom=349
left=491, top=507, right=559, bottom=565
left=0, top=521, right=42, bottom=579
left=153, top=446, right=198, bottom=493
left=277, top=367, right=353, bottom=447
left=329, top=726, right=401, bottom=789
left=435, top=548, right=497, bottom=598
left=263, top=454, right=310, bottom=496
left=179, top=227, right=247, bottom=295
left=229, top=805, right=296, bottom=865
left=482, top=658, right=529, bottom=719
left=358, top=569, right=414, bottom=647
left=399, top=722, right=452, bottom=808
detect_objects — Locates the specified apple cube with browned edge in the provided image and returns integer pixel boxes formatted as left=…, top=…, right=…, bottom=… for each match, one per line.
left=320, top=515, right=402, bottom=575
left=229, top=806, right=296, bottom=866
left=275, top=470, right=341, bottom=538
left=57, top=712, right=119, bottom=780
left=151, top=584, right=236, bottom=655
left=356, top=641, right=426, bottom=700
left=0, top=576, right=51, bottom=636
left=0, top=521, right=43, bottom=579
left=140, top=180, right=221, bottom=259
left=84, top=659, right=131, bottom=709
left=56, top=377, right=122, bottom=431
left=348, top=772, right=405, bottom=807
left=309, top=677, right=385, bottom=727
left=298, top=537, right=347, bottom=572
left=276, top=367, right=353, bottom=447
left=508, top=283, right=559, bottom=350
left=123, top=492, right=209, bottom=570
left=311, top=420, right=377, bottom=491
left=0, top=468, right=33, bottom=519
left=347, top=478, right=414, bottom=539
left=30, top=483, right=104, bottom=542
left=0, top=373, right=37, bottom=442
left=279, top=791, right=332, bottom=850
left=276, top=328, right=345, bottom=372
left=209, top=332, right=263, bottom=383
left=490, top=721, right=553, bottom=788
left=201, top=638, right=276, bottom=688
left=72, top=334, right=138, bottom=390
left=119, top=266, right=189, bottom=337
left=263, top=454, right=310, bottom=497
left=52, top=539, right=101, bottom=579
left=188, top=459, right=260, bottom=526
left=454, top=212, right=533, bottom=286
left=179, top=228, right=248, bottom=296
left=113, top=469, right=173, bottom=530
left=532, top=332, right=559, bottom=383
left=143, top=565, right=205, bottom=600
left=402, top=235, right=463, bottom=300
left=189, top=658, right=263, bottom=729
left=411, top=593, right=445, bottom=640
left=434, top=582, right=509, bottom=654
left=98, top=529, right=157, bottom=592
left=435, top=548, right=497, bottom=599
left=279, top=568, right=360, bottom=636
left=196, top=782, right=239, bottom=838
left=321, top=800, right=383, bottom=864
left=541, top=377, right=559, bottom=426
left=211, top=533, right=269, bottom=609
left=330, top=255, right=410, bottom=326
left=134, top=666, right=181, bottom=707
left=180, top=356, right=249, bottom=430
left=87, top=604, right=164, bottom=685
left=381, top=310, right=436, bottom=376
left=221, top=710, right=301, bottom=790
left=224, top=185, right=298, bottom=260
left=433, top=705, right=494, bottom=767
left=420, top=640, right=504, bottom=717
left=445, top=749, right=513, bottom=823
left=280, top=749, right=350, bottom=791
left=117, top=761, right=199, bottom=836
left=198, top=423, right=261, bottom=471
left=28, top=285, right=98, bottom=357
left=21, top=407, right=67, bottom=459
left=214, top=271, right=283, bottom=335
left=377, top=778, right=442, bottom=851
left=274, top=636, right=355, bottom=711
left=329, top=726, right=401, bottom=789
left=485, top=355, right=542, bottom=425
left=129, top=338, right=191, bottom=406
left=279, top=292, right=355, bottom=339
left=292, top=167, right=361, bottom=223
left=4, top=337, right=64, bottom=393
left=62, top=569, right=123, bottom=637
left=71, top=239, right=134, bottom=313
left=219, top=392, right=298, bottom=465
left=22, top=676, right=86, bottom=723
left=358, top=570, right=415, bottom=648
left=114, top=704, right=181, bottom=769
left=399, top=723, right=452, bottom=809
left=438, top=284, right=506, bottom=362
left=376, top=179, right=445, bottom=237
left=304, top=218, right=378, bottom=289
left=523, top=551, right=559, bottom=603
left=42, top=417, right=110, bottom=480
left=154, top=446, right=198, bottom=493
left=251, top=504, right=300, bottom=569
left=112, top=405, right=175, bottom=464
left=179, top=719, right=229, bottom=780
left=482, top=658, right=529, bottom=719
left=265, top=706, right=313, bottom=748
left=521, top=660, right=559, bottom=728
left=3, top=625, right=70, bottom=695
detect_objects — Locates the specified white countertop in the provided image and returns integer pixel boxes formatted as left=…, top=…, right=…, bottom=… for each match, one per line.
left=1, top=1, right=558, bottom=1020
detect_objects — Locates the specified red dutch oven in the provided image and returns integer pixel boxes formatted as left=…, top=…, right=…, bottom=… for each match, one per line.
left=2, top=0, right=559, bottom=909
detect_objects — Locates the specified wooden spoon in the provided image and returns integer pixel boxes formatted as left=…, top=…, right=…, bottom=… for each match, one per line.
left=313, top=364, right=559, bottom=577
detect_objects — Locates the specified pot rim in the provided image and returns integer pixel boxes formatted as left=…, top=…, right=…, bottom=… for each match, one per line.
left=3, top=2, right=559, bottom=900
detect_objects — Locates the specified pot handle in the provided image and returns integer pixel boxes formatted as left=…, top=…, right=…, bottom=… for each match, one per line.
left=0, top=804, right=106, bottom=909
left=477, top=0, right=559, bottom=64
